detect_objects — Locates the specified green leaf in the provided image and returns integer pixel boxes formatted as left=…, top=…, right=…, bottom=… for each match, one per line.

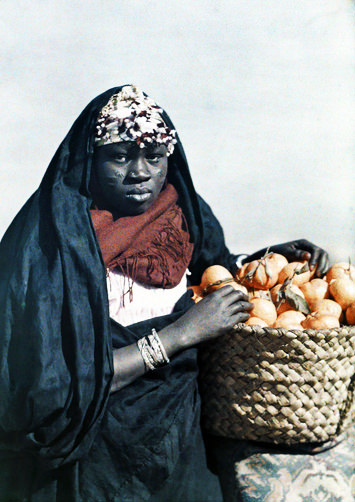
left=295, top=263, right=309, bottom=275
left=264, top=258, right=272, bottom=279
left=284, top=289, right=311, bottom=315
left=244, top=265, right=258, bottom=284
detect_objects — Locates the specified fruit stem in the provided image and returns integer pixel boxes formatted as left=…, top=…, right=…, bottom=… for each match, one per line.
left=202, top=277, right=235, bottom=295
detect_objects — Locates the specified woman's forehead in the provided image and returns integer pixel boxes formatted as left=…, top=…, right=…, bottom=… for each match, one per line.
left=96, top=142, right=167, bottom=154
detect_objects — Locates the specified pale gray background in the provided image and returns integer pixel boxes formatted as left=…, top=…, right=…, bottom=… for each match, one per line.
left=1, top=0, right=354, bottom=262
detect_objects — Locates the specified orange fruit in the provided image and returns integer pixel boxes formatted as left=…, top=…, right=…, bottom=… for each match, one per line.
left=235, top=263, right=248, bottom=281
left=325, top=262, right=355, bottom=283
left=230, top=282, right=249, bottom=296
left=302, top=313, right=340, bottom=330
left=200, top=265, right=233, bottom=293
left=188, top=285, right=204, bottom=303
left=243, top=258, right=279, bottom=290
left=329, top=278, right=355, bottom=310
left=300, top=279, right=329, bottom=309
left=270, top=283, right=305, bottom=314
left=273, top=311, right=306, bottom=329
left=310, top=298, right=342, bottom=319
left=278, top=261, right=314, bottom=287
left=245, top=316, right=269, bottom=327
left=345, top=302, right=355, bottom=325
left=250, top=298, right=277, bottom=326
left=267, top=253, right=288, bottom=275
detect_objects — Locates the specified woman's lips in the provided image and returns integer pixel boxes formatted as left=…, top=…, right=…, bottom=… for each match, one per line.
left=125, top=189, right=152, bottom=202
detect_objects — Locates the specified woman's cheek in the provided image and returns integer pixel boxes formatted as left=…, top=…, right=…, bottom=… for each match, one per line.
left=157, top=169, right=166, bottom=181
left=156, top=164, right=168, bottom=180
left=108, top=170, right=125, bottom=187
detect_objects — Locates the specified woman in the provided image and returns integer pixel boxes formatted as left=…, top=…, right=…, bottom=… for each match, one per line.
left=0, top=85, right=328, bottom=501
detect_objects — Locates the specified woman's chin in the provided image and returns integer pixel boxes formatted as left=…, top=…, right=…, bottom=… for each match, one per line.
left=114, top=200, right=154, bottom=217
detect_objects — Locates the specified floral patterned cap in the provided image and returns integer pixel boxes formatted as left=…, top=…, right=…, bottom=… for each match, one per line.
left=94, top=85, right=177, bottom=156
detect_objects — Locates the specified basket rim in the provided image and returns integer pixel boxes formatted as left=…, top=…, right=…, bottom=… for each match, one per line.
left=233, top=322, right=355, bottom=337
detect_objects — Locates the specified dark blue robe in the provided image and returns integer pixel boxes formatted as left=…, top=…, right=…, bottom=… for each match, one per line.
left=0, top=86, right=240, bottom=501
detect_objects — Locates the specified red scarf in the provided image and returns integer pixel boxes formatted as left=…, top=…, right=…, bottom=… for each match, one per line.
left=90, top=184, right=194, bottom=288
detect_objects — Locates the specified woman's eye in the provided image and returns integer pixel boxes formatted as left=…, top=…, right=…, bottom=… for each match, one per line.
left=114, top=155, right=127, bottom=162
left=146, top=155, right=162, bottom=163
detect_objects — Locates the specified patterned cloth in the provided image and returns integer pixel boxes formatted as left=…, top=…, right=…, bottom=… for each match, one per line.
left=207, top=426, right=355, bottom=502
left=94, top=84, right=177, bottom=154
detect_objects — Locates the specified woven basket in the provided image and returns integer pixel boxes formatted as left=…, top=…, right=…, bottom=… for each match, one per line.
left=199, top=324, right=355, bottom=445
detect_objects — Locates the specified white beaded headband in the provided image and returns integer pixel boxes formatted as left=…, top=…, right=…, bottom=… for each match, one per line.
left=94, top=85, right=177, bottom=156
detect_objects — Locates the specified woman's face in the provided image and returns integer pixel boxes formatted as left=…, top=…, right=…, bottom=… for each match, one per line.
left=92, top=142, right=168, bottom=216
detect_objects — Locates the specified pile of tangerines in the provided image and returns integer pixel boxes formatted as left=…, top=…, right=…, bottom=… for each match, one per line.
left=189, top=253, right=355, bottom=330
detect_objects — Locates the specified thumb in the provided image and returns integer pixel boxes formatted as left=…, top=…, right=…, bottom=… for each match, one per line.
left=300, top=251, right=311, bottom=261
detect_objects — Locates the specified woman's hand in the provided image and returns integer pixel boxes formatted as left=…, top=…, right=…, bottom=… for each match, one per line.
left=267, top=239, right=329, bottom=277
left=159, top=286, right=253, bottom=352
left=111, top=287, right=252, bottom=392
left=245, top=239, right=329, bottom=278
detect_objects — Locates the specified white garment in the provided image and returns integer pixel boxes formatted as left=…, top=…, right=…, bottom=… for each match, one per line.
left=107, top=269, right=188, bottom=326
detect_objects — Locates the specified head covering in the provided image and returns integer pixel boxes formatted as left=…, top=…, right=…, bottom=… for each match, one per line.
left=95, top=84, right=177, bottom=155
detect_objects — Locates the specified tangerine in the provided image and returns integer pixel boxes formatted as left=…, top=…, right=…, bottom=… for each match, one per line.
left=188, top=285, right=204, bottom=303
left=243, top=258, right=279, bottom=290
left=302, top=314, right=340, bottom=330
left=300, top=278, right=329, bottom=309
left=273, top=310, right=306, bottom=329
left=278, top=261, right=314, bottom=287
left=250, top=298, right=277, bottom=326
left=329, top=278, right=355, bottom=310
left=267, top=253, right=288, bottom=275
left=325, top=262, right=355, bottom=283
left=245, top=316, right=269, bottom=327
left=200, top=265, right=233, bottom=293
left=345, top=302, right=355, bottom=325
left=310, top=299, right=342, bottom=319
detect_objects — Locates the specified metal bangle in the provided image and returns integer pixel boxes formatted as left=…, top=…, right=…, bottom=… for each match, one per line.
left=137, top=329, right=170, bottom=372
left=137, top=336, right=156, bottom=371
left=150, top=328, right=170, bottom=365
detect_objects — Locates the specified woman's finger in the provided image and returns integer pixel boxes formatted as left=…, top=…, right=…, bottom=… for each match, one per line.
left=314, top=251, right=329, bottom=277
left=229, top=300, right=253, bottom=314
left=308, top=248, right=329, bottom=275
left=294, top=240, right=329, bottom=274
left=221, top=298, right=251, bottom=318
left=231, top=311, right=250, bottom=325
left=300, top=251, right=311, bottom=261
left=214, top=286, right=249, bottom=303
left=308, top=248, right=322, bottom=270
left=292, top=248, right=311, bottom=262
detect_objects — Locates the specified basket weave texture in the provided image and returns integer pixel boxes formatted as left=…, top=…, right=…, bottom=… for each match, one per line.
left=199, top=324, right=355, bottom=445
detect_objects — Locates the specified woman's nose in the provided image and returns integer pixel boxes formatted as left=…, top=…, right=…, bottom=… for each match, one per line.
left=126, top=157, right=151, bottom=182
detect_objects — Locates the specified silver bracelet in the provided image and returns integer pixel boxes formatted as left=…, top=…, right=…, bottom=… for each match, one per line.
left=137, top=336, right=156, bottom=371
left=137, top=328, right=170, bottom=372
left=150, top=328, right=170, bottom=364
